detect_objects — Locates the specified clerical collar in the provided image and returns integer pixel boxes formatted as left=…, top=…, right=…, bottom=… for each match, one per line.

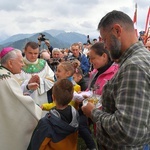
left=23, top=56, right=39, bottom=64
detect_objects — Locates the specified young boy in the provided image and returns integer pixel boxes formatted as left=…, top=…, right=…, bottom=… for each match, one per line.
left=28, top=79, right=79, bottom=150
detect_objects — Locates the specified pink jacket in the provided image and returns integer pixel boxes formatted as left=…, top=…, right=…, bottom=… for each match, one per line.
left=87, top=63, right=119, bottom=95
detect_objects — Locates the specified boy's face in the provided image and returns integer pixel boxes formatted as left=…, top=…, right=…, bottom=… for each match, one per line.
left=55, top=64, right=71, bottom=80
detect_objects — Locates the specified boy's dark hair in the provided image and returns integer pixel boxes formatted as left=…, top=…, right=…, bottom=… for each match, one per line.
left=52, top=79, right=74, bottom=106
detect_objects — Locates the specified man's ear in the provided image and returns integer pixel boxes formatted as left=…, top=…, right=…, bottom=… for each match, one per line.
left=113, top=24, right=122, bottom=37
left=7, top=60, right=13, bottom=69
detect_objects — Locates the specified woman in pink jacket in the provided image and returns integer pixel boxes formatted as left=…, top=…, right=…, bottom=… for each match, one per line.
left=87, top=42, right=119, bottom=95
left=86, top=42, right=119, bottom=136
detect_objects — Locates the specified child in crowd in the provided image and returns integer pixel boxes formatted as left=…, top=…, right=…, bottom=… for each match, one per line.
left=28, top=79, right=79, bottom=150
left=41, top=61, right=97, bottom=150
left=41, top=61, right=81, bottom=110
left=73, top=66, right=87, bottom=91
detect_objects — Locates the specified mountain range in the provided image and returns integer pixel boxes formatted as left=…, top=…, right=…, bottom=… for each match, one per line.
left=0, top=29, right=89, bottom=51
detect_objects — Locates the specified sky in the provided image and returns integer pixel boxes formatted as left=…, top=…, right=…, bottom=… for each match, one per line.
left=0, top=0, right=149, bottom=41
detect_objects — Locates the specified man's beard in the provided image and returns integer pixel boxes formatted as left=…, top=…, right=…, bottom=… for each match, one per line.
left=109, top=35, right=122, bottom=60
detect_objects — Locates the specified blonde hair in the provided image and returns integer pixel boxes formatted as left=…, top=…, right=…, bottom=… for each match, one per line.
left=59, top=61, right=75, bottom=76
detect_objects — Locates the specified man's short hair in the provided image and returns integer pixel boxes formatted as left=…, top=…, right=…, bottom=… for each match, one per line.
left=98, top=10, right=134, bottom=31
left=24, top=41, right=39, bottom=50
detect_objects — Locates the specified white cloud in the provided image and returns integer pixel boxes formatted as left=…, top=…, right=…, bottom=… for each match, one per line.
left=0, top=0, right=149, bottom=40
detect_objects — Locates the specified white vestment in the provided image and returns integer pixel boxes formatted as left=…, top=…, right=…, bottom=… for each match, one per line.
left=16, top=57, right=54, bottom=106
left=0, top=66, right=42, bottom=150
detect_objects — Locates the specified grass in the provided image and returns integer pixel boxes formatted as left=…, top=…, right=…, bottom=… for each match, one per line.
left=77, top=124, right=97, bottom=150
left=77, top=137, right=87, bottom=150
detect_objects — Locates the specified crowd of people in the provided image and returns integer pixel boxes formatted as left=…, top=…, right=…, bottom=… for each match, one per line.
left=0, top=10, right=150, bottom=150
